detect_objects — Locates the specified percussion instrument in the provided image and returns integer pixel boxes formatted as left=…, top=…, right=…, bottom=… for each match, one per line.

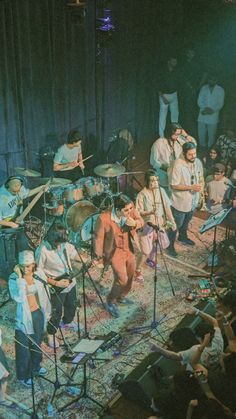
left=65, top=200, right=99, bottom=242
left=38, top=177, right=72, bottom=186
left=94, top=163, right=125, bottom=178
left=62, top=178, right=87, bottom=204
left=15, top=167, right=41, bottom=177
left=84, top=177, right=105, bottom=197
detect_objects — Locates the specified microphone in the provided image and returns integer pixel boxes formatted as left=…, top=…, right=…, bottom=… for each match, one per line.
left=147, top=222, right=164, bottom=232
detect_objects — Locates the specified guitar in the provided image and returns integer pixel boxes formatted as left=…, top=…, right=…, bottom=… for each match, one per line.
left=1, top=180, right=51, bottom=228
left=49, top=272, right=73, bottom=294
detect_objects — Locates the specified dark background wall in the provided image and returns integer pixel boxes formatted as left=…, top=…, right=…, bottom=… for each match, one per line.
left=0, top=0, right=235, bottom=179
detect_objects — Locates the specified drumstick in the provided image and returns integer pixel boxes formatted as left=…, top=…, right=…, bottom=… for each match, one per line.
left=80, top=154, right=93, bottom=164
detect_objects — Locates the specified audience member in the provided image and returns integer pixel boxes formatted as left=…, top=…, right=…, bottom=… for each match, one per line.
left=215, top=126, right=236, bottom=163
left=179, top=47, right=206, bottom=137
left=158, top=56, right=180, bottom=137
left=151, top=307, right=224, bottom=371
left=197, top=74, right=225, bottom=150
left=202, top=146, right=221, bottom=179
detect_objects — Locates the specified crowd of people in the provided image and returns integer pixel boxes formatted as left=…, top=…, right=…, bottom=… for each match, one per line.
left=0, top=60, right=235, bottom=412
left=148, top=291, right=236, bottom=418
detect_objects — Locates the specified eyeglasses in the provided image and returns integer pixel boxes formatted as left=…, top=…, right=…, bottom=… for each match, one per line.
left=191, top=175, right=195, bottom=185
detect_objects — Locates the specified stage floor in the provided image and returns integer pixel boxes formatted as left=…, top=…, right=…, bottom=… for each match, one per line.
left=0, top=216, right=226, bottom=418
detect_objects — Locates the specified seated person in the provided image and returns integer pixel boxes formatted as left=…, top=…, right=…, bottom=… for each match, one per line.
left=0, top=176, right=46, bottom=230
left=53, top=130, right=85, bottom=182
left=205, top=163, right=232, bottom=214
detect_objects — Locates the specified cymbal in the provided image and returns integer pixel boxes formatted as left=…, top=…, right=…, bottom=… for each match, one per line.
left=15, top=167, right=41, bottom=177
left=94, top=164, right=125, bottom=178
left=38, top=177, right=72, bottom=186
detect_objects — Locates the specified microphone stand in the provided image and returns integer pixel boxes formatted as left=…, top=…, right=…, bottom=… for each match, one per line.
left=33, top=276, right=80, bottom=405
left=57, top=251, right=105, bottom=413
left=127, top=186, right=175, bottom=336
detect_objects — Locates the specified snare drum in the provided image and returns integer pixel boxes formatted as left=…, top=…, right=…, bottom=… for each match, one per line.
left=84, top=177, right=104, bottom=197
left=65, top=200, right=99, bottom=242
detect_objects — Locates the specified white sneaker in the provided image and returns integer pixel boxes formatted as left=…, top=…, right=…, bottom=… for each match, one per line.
left=48, top=335, right=59, bottom=349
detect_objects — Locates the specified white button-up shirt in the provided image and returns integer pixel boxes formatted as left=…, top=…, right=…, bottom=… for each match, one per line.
left=197, top=84, right=225, bottom=125
left=169, top=157, right=203, bottom=212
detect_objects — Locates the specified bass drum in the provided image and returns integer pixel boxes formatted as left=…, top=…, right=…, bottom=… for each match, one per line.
left=65, top=200, right=99, bottom=242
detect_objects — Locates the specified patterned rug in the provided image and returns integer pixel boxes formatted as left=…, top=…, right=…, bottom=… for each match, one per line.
left=0, top=216, right=226, bottom=418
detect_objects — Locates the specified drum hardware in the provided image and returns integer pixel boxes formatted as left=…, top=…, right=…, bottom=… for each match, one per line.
left=15, top=167, right=41, bottom=177
left=94, top=163, right=125, bottom=178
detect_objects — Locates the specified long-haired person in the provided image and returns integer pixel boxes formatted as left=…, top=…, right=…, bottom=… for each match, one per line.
left=135, top=170, right=177, bottom=280
left=8, top=251, right=51, bottom=387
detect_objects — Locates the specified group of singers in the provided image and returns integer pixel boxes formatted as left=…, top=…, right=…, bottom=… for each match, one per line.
left=1, top=125, right=234, bottom=395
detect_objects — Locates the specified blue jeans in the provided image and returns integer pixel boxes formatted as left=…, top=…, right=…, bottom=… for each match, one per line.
left=15, top=309, right=44, bottom=380
left=171, top=207, right=194, bottom=241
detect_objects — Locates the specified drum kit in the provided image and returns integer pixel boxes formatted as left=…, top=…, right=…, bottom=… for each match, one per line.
left=12, top=163, right=143, bottom=248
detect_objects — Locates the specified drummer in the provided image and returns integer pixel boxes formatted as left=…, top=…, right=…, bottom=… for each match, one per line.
left=53, top=130, right=85, bottom=182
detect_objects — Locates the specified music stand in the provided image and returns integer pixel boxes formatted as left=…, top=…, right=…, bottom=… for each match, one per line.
left=199, top=207, right=232, bottom=283
left=58, top=339, right=105, bottom=412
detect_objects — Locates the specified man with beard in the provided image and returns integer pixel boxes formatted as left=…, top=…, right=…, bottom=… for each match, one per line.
left=168, top=142, right=203, bottom=247
left=150, top=123, right=195, bottom=190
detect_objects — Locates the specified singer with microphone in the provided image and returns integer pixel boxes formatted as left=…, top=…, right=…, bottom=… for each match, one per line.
left=135, top=170, right=177, bottom=280
left=93, top=194, right=144, bottom=318
left=35, top=224, right=82, bottom=349
left=53, top=129, right=85, bottom=182
left=8, top=251, right=51, bottom=387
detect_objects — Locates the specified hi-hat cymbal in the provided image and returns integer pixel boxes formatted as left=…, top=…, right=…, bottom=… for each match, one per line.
left=94, top=163, right=125, bottom=178
left=15, top=167, right=41, bottom=177
left=38, top=177, right=72, bottom=186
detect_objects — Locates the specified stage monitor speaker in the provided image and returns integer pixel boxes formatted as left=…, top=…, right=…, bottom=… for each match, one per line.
left=118, top=352, right=181, bottom=408
left=169, top=300, right=216, bottom=351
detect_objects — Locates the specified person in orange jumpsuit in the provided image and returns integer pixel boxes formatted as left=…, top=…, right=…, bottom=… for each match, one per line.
left=94, top=194, right=144, bottom=318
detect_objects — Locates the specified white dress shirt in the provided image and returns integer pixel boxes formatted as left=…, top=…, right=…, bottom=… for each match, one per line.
left=197, top=84, right=225, bottom=125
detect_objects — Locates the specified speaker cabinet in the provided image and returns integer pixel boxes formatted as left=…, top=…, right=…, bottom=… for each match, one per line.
left=118, top=352, right=181, bottom=407
left=169, top=300, right=216, bottom=351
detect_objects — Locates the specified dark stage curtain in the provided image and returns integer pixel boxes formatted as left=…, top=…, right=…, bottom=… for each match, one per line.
left=0, top=0, right=185, bottom=179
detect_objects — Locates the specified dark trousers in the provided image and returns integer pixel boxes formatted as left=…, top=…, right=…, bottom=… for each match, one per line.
left=54, top=166, right=83, bottom=182
left=47, top=286, right=77, bottom=335
left=15, top=309, right=44, bottom=380
left=170, top=207, right=194, bottom=245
